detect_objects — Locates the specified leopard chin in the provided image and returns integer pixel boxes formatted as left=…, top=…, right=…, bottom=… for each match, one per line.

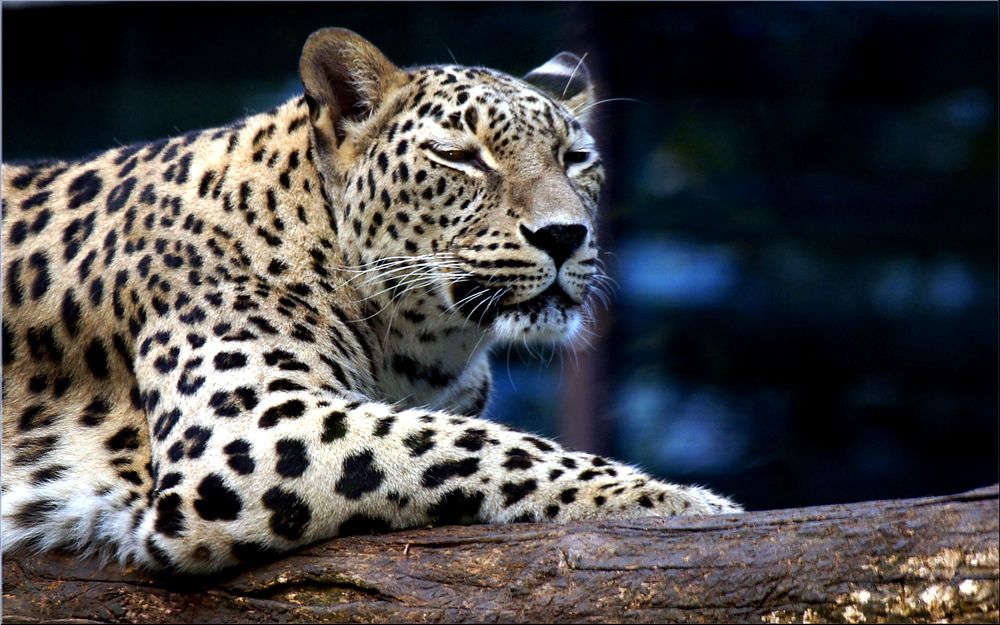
left=449, top=279, right=585, bottom=344
left=491, top=303, right=585, bottom=344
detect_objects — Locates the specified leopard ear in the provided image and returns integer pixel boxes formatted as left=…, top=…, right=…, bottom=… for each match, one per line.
left=523, top=52, right=594, bottom=116
left=299, top=28, right=407, bottom=147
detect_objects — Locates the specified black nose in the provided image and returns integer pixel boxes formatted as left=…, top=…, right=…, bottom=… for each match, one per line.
left=519, top=223, right=588, bottom=268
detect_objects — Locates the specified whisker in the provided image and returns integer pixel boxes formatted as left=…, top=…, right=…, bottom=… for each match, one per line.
left=562, top=52, right=589, bottom=100
left=478, top=288, right=509, bottom=324
left=463, top=287, right=503, bottom=324
left=355, top=265, right=467, bottom=293
left=505, top=343, right=517, bottom=392
left=572, top=96, right=644, bottom=118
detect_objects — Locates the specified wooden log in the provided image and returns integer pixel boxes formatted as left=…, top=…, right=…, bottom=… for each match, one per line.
left=3, top=484, right=997, bottom=623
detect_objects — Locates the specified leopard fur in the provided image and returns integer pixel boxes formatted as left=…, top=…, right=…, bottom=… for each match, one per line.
left=1, top=28, right=740, bottom=574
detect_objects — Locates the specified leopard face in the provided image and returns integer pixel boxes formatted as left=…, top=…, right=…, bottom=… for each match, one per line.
left=302, top=31, right=606, bottom=346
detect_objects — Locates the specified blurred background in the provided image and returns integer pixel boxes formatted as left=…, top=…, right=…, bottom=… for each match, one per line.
left=3, top=2, right=997, bottom=511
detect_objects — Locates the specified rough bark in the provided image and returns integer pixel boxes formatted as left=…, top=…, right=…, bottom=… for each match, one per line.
left=3, top=484, right=997, bottom=624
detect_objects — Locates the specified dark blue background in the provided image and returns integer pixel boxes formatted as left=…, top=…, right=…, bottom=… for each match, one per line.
left=4, top=2, right=997, bottom=510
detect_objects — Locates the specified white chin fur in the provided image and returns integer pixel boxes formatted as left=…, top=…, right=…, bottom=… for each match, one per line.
left=490, top=307, right=583, bottom=344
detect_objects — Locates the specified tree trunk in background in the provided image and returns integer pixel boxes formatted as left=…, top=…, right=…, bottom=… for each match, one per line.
left=558, top=3, right=623, bottom=457
left=3, top=485, right=997, bottom=623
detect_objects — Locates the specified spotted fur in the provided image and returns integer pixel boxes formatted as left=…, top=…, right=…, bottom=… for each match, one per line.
left=1, top=28, right=740, bottom=574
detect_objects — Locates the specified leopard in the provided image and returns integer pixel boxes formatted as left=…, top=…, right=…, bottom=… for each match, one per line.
left=1, top=27, right=741, bottom=575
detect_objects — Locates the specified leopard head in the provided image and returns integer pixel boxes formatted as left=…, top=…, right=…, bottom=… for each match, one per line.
left=301, top=28, right=606, bottom=345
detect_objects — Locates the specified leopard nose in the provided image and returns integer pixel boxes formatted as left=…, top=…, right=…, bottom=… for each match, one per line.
left=519, top=223, right=588, bottom=268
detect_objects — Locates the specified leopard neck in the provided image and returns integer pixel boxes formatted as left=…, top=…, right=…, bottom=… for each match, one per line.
left=220, top=96, right=495, bottom=410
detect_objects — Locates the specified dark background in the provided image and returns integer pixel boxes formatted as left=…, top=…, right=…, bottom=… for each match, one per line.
left=3, top=2, right=997, bottom=511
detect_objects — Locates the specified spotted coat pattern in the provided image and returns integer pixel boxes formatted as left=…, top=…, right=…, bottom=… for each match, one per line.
left=1, top=28, right=740, bottom=574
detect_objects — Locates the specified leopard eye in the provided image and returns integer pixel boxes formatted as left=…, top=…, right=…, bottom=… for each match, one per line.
left=433, top=147, right=478, bottom=163
left=563, top=150, right=590, bottom=167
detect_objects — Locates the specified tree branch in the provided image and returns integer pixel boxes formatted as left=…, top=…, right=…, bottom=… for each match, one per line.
left=3, top=485, right=997, bottom=623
